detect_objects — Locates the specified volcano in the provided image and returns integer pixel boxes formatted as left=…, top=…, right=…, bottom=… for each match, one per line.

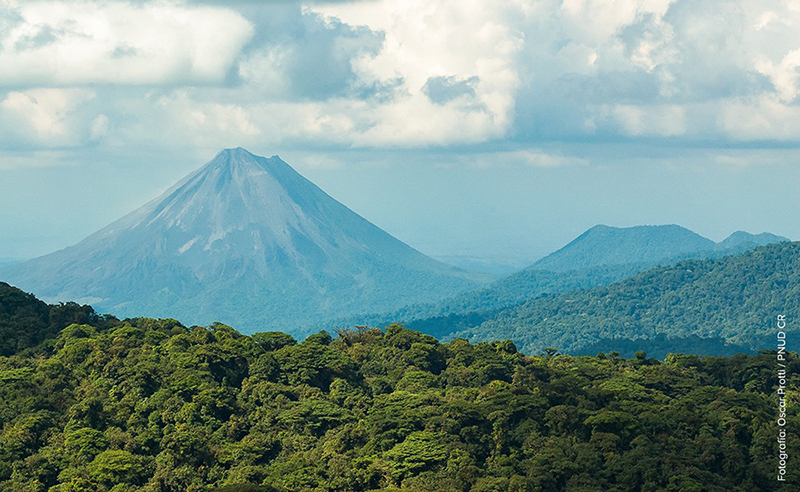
left=1, top=148, right=486, bottom=333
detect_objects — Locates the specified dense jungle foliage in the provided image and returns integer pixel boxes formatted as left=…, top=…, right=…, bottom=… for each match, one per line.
left=0, top=283, right=798, bottom=491
left=575, top=333, right=752, bottom=360
left=452, top=241, right=800, bottom=355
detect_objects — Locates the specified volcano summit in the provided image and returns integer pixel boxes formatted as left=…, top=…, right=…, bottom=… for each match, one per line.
left=2, top=148, right=486, bottom=333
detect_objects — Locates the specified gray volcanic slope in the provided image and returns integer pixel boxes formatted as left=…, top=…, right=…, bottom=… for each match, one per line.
left=529, top=224, right=716, bottom=272
left=1, top=148, right=487, bottom=334
left=529, top=225, right=789, bottom=272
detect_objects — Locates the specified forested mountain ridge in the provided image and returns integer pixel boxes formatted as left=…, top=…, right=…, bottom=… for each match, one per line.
left=380, top=263, right=649, bottom=340
left=0, top=148, right=487, bottom=335
left=0, top=281, right=109, bottom=357
left=0, top=283, right=796, bottom=491
left=347, top=225, right=788, bottom=344
left=451, top=241, right=800, bottom=356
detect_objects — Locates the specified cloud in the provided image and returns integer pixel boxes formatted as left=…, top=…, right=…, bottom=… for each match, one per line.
left=311, top=0, right=524, bottom=145
left=89, top=114, right=109, bottom=141
left=238, top=13, right=384, bottom=100
left=0, top=88, right=99, bottom=148
left=5, top=0, right=800, bottom=158
left=719, top=95, right=800, bottom=141
left=13, top=23, right=58, bottom=51
left=0, top=1, right=254, bottom=86
left=604, top=104, right=687, bottom=137
left=422, top=75, right=479, bottom=105
left=469, top=149, right=589, bottom=169
left=516, top=150, right=589, bottom=168
left=0, top=149, right=80, bottom=170
left=756, top=47, right=800, bottom=102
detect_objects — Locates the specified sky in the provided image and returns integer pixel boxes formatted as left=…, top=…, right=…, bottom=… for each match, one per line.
left=1, top=0, right=800, bottom=270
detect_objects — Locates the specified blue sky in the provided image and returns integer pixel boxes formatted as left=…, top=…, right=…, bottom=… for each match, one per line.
left=1, top=0, right=799, bottom=269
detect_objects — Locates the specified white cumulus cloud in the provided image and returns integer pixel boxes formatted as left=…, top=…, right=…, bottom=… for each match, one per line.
left=0, top=88, right=97, bottom=147
left=0, top=1, right=254, bottom=86
left=4, top=0, right=800, bottom=156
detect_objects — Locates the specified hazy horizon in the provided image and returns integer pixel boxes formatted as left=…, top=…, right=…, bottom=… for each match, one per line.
left=2, top=0, right=800, bottom=266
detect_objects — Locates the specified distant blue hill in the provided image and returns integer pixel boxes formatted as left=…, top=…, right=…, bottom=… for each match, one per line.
left=716, top=230, right=789, bottom=251
left=528, top=224, right=789, bottom=272
left=355, top=224, right=789, bottom=343
left=528, top=224, right=716, bottom=272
